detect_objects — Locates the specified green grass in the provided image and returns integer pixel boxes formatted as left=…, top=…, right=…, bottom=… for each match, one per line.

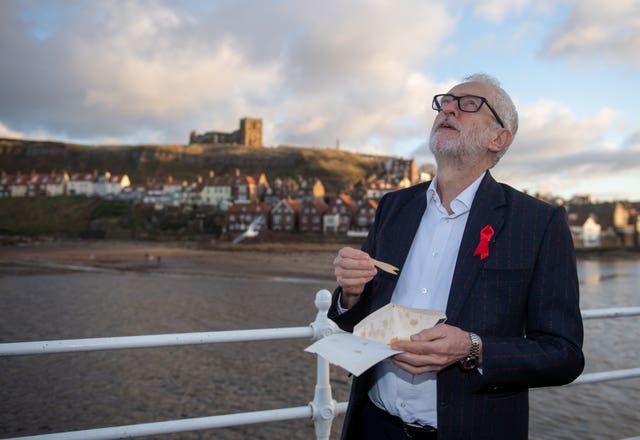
left=0, top=196, right=98, bottom=236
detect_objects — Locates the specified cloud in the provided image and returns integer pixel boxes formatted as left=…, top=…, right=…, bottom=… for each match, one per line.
left=473, top=0, right=532, bottom=22
left=514, top=100, right=622, bottom=158
left=472, top=0, right=556, bottom=22
left=273, top=72, right=447, bottom=153
left=0, top=0, right=455, bottom=148
left=0, top=122, right=24, bottom=139
left=493, top=102, right=640, bottom=197
left=624, top=130, right=640, bottom=148
left=543, top=0, right=640, bottom=68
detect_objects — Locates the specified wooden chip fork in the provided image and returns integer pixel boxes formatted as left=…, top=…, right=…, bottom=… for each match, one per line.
left=370, top=257, right=399, bottom=275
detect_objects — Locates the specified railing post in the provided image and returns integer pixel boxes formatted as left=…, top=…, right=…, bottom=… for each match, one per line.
left=309, top=289, right=340, bottom=440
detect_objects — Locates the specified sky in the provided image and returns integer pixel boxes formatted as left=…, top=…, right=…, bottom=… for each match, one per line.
left=1, top=0, right=639, bottom=201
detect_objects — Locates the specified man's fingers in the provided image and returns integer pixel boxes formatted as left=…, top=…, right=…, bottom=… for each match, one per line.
left=333, top=247, right=379, bottom=300
left=334, top=255, right=376, bottom=272
left=334, top=247, right=377, bottom=287
left=391, top=349, right=453, bottom=373
left=338, top=246, right=371, bottom=260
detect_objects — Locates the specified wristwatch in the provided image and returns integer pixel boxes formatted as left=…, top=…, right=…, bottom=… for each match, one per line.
left=460, top=332, right=481, bottom=370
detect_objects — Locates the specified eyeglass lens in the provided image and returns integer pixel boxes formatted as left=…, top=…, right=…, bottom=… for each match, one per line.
left=435, top=95, right=482, bottom=112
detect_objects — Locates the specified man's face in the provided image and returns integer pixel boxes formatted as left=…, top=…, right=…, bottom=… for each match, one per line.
left=429, top=81, right=498, bottom=164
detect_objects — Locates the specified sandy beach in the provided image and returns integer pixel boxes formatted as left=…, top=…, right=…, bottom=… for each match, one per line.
left=0, top=239, right=343, bottom=279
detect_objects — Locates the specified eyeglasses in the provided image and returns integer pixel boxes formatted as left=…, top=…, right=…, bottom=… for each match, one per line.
left=432, top=94, right=505, bottom=128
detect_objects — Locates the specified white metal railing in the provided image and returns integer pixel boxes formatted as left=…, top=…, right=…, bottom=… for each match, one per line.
left=0, top=289, right=345, bottom=440
left=581, top=306, right=640, bottom=319
left=1, top=294, right=640, bottom=440
left=572, top=306, right=640, bottom=386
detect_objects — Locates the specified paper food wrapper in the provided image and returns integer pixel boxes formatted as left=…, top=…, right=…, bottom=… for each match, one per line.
left=353, top=303, right=446, bottom=344
left=304, top=303, right=446, bottom=376
left=305, top=331, right=402, bottom=377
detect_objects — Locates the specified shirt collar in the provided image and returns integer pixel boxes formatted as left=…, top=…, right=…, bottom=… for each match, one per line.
left=426, top=172, right=486, bottom=216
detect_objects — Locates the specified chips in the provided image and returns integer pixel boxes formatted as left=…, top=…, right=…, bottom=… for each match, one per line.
left=353, top=303, right=446, bottom=345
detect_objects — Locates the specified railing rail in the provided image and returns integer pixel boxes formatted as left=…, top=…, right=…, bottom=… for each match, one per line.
left=1, top=296, right=640, bottom=440
left=0, top=327, right=315, bottom=356
left=581, top=306, right=640, bottom=319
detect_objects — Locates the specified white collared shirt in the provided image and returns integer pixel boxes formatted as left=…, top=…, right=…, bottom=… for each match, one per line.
left=368, top=172, right=485, bottom=427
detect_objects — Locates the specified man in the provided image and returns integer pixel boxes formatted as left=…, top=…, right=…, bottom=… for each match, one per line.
left=329, top=74, right=584, bottom=440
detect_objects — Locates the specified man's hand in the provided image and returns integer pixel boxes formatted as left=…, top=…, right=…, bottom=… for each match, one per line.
left=333, top=247, right=377, bottom=309
left=389, top=324, right=482, bottom=375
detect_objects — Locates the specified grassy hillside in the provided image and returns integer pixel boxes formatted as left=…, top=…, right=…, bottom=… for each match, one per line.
left=0, top=138, right=393, bottom=192
left=0, top=196, right=226, bottom=240
left=0, top=196, right=99, bottom=236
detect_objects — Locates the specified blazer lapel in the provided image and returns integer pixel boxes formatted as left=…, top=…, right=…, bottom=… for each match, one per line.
left=446, top=172, right=507, bottom=324
left=371, top=183, right=428, bottom=310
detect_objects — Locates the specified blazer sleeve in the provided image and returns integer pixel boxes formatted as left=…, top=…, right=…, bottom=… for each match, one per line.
left=327, top=189, right=394, bottom=331
left=479, top=205, right=585, bottom=390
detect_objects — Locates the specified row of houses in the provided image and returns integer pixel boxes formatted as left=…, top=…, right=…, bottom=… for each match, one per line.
left=0, top=168, right=416, bottom=206
left=2, top=171, right=639, bottom=245
left=0, top=172, right=130, bottom=198
left=0, top=157, right=418, bottom=206
left=225, top=195, right=380, bottom=235
left=0, top=169, right=416, bottom=236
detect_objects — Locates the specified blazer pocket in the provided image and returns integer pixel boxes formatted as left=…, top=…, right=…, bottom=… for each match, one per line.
left=484, top=387, right=526, bottom=400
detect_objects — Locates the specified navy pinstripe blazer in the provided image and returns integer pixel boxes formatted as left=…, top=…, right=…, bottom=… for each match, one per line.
left=329, top=172, right=584, bottom=440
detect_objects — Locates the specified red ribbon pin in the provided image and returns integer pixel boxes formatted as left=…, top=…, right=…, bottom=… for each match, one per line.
left=473, top=225, right=494, bottom=260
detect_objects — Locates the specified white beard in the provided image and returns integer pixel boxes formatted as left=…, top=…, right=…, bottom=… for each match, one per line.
left=429, top=122, right=492, bottom=166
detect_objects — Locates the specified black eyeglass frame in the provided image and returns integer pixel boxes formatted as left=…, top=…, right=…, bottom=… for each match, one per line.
left=432, top=94, right=505, bottom=129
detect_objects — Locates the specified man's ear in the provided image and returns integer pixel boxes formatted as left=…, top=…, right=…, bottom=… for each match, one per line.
left=488, top=128, right=512, bottom=153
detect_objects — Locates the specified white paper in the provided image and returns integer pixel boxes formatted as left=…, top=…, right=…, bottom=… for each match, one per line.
left=304, top=332, right=401, bottom=376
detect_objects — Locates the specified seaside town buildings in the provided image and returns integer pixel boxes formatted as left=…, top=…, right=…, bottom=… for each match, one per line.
left=0, top=160, right=418, bottom=238
left=2, top=168, right=639, bottom=248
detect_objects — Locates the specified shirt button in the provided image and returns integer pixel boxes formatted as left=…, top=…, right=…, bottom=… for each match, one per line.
left=421, top=288, right=427, bottom=294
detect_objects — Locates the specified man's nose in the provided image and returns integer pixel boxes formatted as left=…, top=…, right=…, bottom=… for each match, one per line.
left=440, top=98, right=458, bottom=114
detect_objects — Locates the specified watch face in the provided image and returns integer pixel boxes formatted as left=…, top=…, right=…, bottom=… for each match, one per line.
left=461, top=357, right=477, bottom=370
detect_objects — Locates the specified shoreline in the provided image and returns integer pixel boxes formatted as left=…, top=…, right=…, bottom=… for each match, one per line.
left=1, top=237, right=639, bottom=287
left=0, top=238, right=343, bottom=281
left=2, top=236, right=639, bottom=259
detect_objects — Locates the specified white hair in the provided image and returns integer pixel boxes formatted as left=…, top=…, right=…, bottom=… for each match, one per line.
left=463, top=73, right=518, bottom=164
